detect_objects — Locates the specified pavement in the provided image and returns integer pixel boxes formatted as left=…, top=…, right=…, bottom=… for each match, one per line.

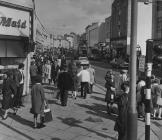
left=0, top=84, right=161, bottom=140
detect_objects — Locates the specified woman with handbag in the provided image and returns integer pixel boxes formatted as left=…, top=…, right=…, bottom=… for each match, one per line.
left=30, top=75, right=46, bottom=128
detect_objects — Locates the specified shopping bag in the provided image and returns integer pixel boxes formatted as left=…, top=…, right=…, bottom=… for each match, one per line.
left=44, top=109, right=53, bottom=122
left=43, top=101, right=53, bottom=122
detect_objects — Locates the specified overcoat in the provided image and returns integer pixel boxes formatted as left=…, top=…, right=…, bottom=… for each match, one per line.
left=2, top=78, right=16, bottom=110
left=31, top=83, right=45, bottom=115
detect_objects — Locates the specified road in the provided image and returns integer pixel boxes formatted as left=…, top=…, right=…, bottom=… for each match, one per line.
left=92, top=64, right=121, bottom=92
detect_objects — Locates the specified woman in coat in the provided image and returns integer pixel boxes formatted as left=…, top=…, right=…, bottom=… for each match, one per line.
left=114, top=81, right=129, bottom=140
left=31, top=75, right=46, bottom=128
left=2, top=71, right=16, bottom=119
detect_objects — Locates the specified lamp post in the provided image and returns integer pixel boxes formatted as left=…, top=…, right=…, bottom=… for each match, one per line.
left=127, top=0, right=138, bottom=139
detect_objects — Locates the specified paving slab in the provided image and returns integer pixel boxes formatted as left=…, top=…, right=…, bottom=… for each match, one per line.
left=0, top=84, right=160, bottom=140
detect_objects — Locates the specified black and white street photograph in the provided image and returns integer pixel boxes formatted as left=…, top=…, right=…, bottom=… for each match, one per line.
left=0, top=0, right=162, bottom=140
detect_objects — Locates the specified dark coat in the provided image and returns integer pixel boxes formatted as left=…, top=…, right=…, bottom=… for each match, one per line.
left=105, top=73, right=115, bottom=102
left=51, top=63, right=57, bottom=78
left=57, top=72, right=73, bottom=91
left=2, top=78, right=16, bottom=110
left=114, top=93, right=128, bottom=140
left=68, top=61, right=78, bottom=91
left=31, top=83, right=45, bottom=115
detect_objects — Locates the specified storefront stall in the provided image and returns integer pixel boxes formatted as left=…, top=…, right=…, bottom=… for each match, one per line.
left=0, top=1, right=34, bottom=95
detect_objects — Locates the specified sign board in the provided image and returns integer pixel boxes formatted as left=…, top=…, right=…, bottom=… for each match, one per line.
left=0, top=0, right=34, bottom=9
left=139, top=55, right=145, bottom=72
left=0, top=6, right=30, bottom=37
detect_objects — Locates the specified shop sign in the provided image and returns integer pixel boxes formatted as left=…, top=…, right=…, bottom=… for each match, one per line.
left=139, top=55, right=145, bottom=72
left=0, top=6, right=30, bottom=37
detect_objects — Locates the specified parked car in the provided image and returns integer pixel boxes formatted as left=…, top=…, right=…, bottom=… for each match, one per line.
left=110, top=58, right=129, bottom=69
left=119, top=61, right=129, bottom=69
left=110, top=58, right=119, bottom=68
left=78, top=57, right=89, bottom=66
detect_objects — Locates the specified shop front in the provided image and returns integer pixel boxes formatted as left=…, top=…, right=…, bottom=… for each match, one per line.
left=0, top=2, right=34, bottom=95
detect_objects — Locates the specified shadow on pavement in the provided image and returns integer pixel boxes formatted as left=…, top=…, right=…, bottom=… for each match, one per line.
left=0, top=120, right=35, bottom=140
left=47, top=99, right=60, bottom=105
left=92, top=91, right=105, bottom=96
left=90, top=95, right=105, bottom=102
left=57, top=117, right=116, bottom=140
left=8, top=113, right=33, bottom=128
left=76, top=103, right=116, bottom=121
left=51, top=138, right=62, bottom=140
left=152, top=121, right=162, bottom=128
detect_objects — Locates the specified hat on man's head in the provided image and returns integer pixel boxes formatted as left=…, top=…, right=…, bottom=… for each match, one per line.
left=18, top=63, right=24, bottom=69
left=121, top=69, right=128, bottom=73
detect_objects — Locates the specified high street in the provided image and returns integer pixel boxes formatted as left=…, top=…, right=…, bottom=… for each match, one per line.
left=0, top=79, right=160, bottom=140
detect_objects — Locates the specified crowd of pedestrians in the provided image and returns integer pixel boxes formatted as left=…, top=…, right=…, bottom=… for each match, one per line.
left=2, top=50, right=162, bottom=139
left=2, top=54, right=95, bottom=128
left=104, top=68, right=162, bottom=140
left=1, top=63, right=25, bottom=119
left=28, top=53, right=96, bottom=127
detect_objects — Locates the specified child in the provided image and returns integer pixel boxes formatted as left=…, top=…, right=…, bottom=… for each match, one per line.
left=30, top=75, right=46, bottom=128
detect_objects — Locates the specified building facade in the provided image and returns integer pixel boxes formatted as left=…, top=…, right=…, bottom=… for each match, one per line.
left=111, top=0, right=154, bottom=57
left=111, top=0, right=130, bottom=59
left=86, top=22, right=100, bottom=55
left=152, top=0, right=162, bottom=40
left=105, top=16, right=111, bottom=45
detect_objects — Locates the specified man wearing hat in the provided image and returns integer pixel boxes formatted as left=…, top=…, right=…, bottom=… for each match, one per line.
left=57, top=65, right=73, bottom=106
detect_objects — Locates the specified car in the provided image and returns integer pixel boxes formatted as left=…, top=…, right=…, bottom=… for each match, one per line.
left=110, top=58, right=129, bottom=69
left=110, top=58, right=119, bottom=68
left=78, top=57, right=89, bottom=66
left=119, top=61, right=129, bottom=69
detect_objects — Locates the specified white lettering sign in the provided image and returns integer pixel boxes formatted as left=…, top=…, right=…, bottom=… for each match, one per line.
left=0, top=6, right=30, bottom=37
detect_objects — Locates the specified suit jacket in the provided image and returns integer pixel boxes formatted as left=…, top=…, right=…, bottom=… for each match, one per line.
left=57, top=71, right=72, bottom=90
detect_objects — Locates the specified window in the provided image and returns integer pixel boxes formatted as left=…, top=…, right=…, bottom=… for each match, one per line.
left=157, top=1, right=162, bottom=11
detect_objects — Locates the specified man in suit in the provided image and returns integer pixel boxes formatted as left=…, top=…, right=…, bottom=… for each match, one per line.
left=57, top=65, right=72, bottom=106
left=16, top=63, right=25, bottom=108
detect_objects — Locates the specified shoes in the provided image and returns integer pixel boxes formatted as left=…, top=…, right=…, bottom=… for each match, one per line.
left=2, top=115, right=8, bottom=120
left=20, top=104, right=25, bottom=107
left=13, top=112, right=16, bottom=115
left=33, top=125, right=38, bottom=129
left=38, top=123, right=46, bottom=128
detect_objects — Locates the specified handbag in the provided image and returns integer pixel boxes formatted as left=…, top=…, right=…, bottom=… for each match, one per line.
left=43, top=101, right=53, bottom=122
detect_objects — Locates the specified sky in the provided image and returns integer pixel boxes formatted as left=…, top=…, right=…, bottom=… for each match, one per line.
left=35, top=0, right=113, bottom=35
